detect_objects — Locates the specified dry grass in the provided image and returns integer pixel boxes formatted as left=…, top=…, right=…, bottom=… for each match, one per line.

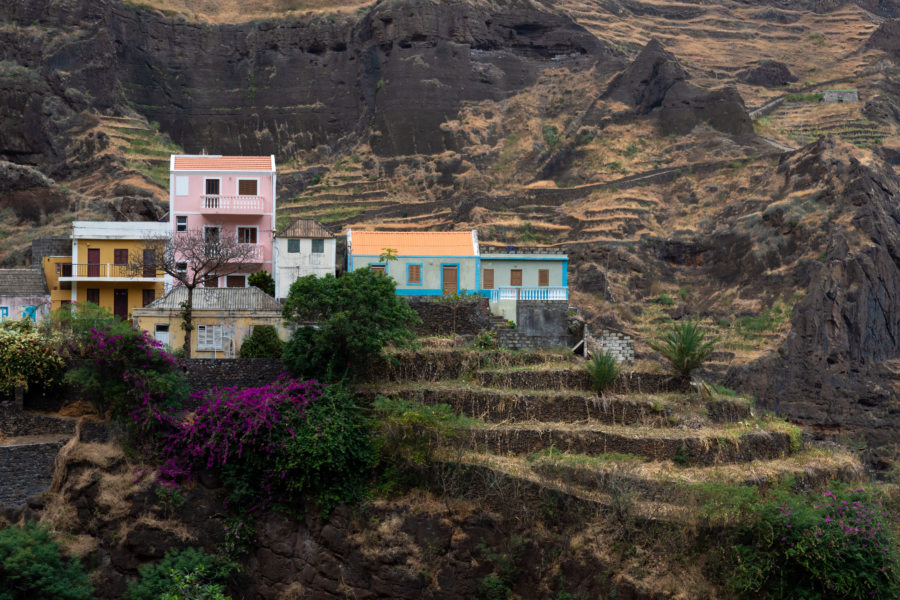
left=123, top=0, right=373, bottom=23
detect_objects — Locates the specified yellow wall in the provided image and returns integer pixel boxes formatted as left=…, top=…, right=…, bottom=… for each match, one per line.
left=134, top=309, right=287, bottom=358
left=42, top=240, right=164, bottom=317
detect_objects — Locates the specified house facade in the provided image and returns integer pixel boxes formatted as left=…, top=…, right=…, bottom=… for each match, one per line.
left=274, top=218, right=336, bottom=300
left=133, top=287, right=287, bottom=357
left=169, top=154, right=276, bottom=289
left=41, top=221, right=169, bottom=318
left=0, top=269, right=50, bottom=322
left=347, top=229, right=568, bottom=322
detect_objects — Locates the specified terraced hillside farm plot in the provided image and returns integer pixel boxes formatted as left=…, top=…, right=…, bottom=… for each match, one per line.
left=756, top=101, right=897, bottom=149
left=120, top=0, right=374, bottom=22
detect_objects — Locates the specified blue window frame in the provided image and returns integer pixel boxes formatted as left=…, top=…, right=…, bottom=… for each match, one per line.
left=0, top=307, right=7, bottom=320
left=406, top=263, right=423, bottom=285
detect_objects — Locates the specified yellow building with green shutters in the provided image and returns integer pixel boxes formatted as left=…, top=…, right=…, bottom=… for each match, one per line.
left=42, top=221, right=170, bottom=319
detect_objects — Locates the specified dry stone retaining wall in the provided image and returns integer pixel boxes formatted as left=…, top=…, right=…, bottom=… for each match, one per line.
left=585, top=326, right=635, bottom=363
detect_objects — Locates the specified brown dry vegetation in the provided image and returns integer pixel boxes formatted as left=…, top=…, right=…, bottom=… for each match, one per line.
left=122, top=0, right=374, bottom=23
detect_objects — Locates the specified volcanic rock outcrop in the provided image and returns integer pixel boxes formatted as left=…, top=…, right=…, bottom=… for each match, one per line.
left=737, top=60, right=798, bottom=87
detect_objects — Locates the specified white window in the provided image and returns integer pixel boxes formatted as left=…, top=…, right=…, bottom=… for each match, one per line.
left=196, top=324, right=224, bottom=350
left=175, top=176, right=189, bottom=196
left=311, top=239, right=324, bottom=253
left=154, top=324, right=170, bottom=346
left=287, top=239, right=300, bottom=253
left=176, top=216, right=187, bottom=232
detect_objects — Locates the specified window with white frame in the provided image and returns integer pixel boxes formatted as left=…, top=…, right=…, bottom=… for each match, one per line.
left=196, top=324, right=224, bottom=350
left=176, top=262, right=187, bottom=276
left=176, top=216, right=187, bottom=232
left=311, top=239, right=324, bottom=253
left=287, top=239, right=300, bottom=253
left=237, top=227, right=257, bottom=244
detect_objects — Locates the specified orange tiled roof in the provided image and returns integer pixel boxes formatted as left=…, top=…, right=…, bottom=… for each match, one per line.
left=350, top=230, right=477, bottom=257
left=172, top=155, right=273, bottom=171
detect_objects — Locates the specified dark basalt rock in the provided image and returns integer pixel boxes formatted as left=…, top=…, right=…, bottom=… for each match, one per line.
left=736, top=60, right=798, bottom=87
left=0, top=0, right=619, bottom=160
left=602, top=39, right=752, bottom=137
left=867, top=19, right=900, bottom=60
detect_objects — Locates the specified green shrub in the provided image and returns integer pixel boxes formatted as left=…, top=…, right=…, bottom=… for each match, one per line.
left=649, top=320, right=718, bottom=382
left=0, top=320, right=65, bottom=398
left=159, top=569, right=230, bottom=600
left=238, top=325, right=284, bottom=358
left=651, top=294, right=675, bottom=306
left=247, top=271, right=275, bottom=296
left=282, top=269, right=420, bottom=381
left=587, top=350, right=619, bottom=394
left=0, top=522, right=94, bottom=600
left=125, top=547, right=237, bottom=600
left=726, top=484, right=900, bottom=599
left=471, top=331, right=498, bottom=350
left=542, top=124, right=559, bottom=148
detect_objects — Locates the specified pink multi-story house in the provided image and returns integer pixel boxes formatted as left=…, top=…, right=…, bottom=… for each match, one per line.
left=168, top=155, right=276, bottom=288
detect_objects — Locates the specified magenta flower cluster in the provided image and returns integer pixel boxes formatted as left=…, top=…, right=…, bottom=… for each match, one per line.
left=155, top=376, right=321, bottom=511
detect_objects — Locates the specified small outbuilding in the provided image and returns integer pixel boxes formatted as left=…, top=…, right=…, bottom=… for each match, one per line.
left=822, top=89, right=858, bottom=103
left=133, top=287, right=287, bottom=358
left=0, top=268, right=50, bottom=322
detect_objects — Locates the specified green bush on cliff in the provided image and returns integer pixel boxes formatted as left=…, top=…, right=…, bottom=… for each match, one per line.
left=649, top=320, right=718, bottom=382
left=0, top=522, right=94, bottom=600
left=125, top=547, right=237, bottom=600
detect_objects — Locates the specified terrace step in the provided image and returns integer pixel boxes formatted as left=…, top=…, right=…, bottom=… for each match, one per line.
left=474, top=367, right=681, bottom=394
left=366, top=383, right=751, bottom=425
left=524, top=447, right=864, bottom=504
left=466, top=421, right=797, bottom=465
left=367, top=349, right=575, bottom=382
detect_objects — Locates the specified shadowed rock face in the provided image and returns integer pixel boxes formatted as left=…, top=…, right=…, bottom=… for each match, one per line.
left=725, top=137, right=900, bottom=468
left=0, top=0, right=616, bottom=160
left=867, top=19, right=900, bottom=60
left=602, top=39, right=753, bottom=137
left=737, top=60, right=798, bottom=87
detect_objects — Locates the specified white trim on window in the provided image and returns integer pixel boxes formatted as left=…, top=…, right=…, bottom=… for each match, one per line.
left=203, top=225, right=221, bottom=245
left=176, top=215, right=187, bottom=232
left=196, top=324, right=224, bottom=350
left=225, top=273, right=250, bottom=288
left=236, top=225, right=259, bottom=244
left=236, top=177, right=260, bottom=196
left=203, top=177, right=221, bottom=196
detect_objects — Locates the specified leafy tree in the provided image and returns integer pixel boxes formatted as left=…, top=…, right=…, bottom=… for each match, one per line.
left=282, top=269, right=420, bottom=380
left=0, top=522, right=94, bottom=600
left=238, top=325, right=284, bottom=358
left=649, top=320, right=718, bottom=383
left=125, top=547, right=236, bottom=600
left=247, top=271, right=275, bottom=296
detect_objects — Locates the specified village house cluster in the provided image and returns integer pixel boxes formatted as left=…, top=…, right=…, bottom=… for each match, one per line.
left=4, top=154, right=570, bottom=357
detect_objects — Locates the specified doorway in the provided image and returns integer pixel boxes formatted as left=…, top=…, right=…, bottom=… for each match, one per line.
left=442, top=265, right=458, bottom=296
left=113, top=289, right=128, bottom=319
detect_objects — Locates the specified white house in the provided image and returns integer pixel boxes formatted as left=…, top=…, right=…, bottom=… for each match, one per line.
left=274, top=219, right=336, bottom=300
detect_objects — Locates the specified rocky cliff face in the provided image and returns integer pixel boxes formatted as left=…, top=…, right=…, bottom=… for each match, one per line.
left=0, top=0, right=617, bottom=162
left=725, top=137, right=900, bottom=466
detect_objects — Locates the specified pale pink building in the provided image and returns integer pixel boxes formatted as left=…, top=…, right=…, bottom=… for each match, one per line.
left=168, top=155, right=276, bottom=288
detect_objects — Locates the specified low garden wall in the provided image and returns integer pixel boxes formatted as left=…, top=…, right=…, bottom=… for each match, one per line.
left=405, top=297, right=494, bottom=336
left=181, top=358, right=287, bottom=396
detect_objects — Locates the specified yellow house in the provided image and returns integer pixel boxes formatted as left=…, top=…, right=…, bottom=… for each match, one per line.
left=42, top=221, right=170, bottom=318
left=133, top=287, right=287, bottom=357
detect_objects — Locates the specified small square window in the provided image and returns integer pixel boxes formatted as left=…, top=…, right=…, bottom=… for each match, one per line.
left=176, top=216, right=187, bottom=232
left=311, top=239, right=324, bottom=253
left=287, top=239, right=300, bottom=253
left=237, top=227, right=257, bottom=244
left=176, top=262, right=187, bottom=275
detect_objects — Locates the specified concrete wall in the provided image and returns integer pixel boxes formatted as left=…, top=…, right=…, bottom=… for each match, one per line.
left=0, top=293, right=50, bottom=323
left=497, top=300, right=569, bottom=350
left=585, top=326, right=635, bottom=363
left=274, top=237, right=336, bottom=299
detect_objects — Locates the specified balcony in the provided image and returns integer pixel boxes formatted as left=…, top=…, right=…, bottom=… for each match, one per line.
left=201, top=195, right=264, bottom=214
left=238, top=243, right=263, bottom=261
left=57, top=263, right=163, bottom=282
left=487, top=286, right=568, bottom=302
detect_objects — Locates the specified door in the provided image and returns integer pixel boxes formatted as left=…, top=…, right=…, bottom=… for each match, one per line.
left=155, top=324, right=170, bottom=346
left=538, top=269, right=549, bottom=287
left=143, top=249, right=155, bottom=278
left=88, top=248, right=100, bottom=278
left=442, top=265, right=458, bottom=296
left=113, top=289, right=128, bottom=319
left=510, top=269, right=523, bottom=286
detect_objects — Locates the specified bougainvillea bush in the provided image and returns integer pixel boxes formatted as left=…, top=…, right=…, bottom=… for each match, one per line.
left=65, top=322, right=187, bottom=419
left=0, top=320, right=65, bottom=398
left=157, top=378, right=373, bottom=516
left=728, top=483, right=900, bottom=599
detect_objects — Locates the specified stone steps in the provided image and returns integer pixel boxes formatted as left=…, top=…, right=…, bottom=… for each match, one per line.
left=466, top=422, right=796, bottom=465
left=366, top=383, right=750, bottom=425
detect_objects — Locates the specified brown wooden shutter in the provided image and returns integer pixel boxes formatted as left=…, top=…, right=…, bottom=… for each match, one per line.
left=483, top=269, right=494, bottom=289
left=238, top=180, right=257, bottom=195
left=408, top=264, right=421, bottom=284
left=114, top=249, right=128, bottom=265
left=510, top=269, right=523, bottom=286
left=538, top=269, right=549, bottom=287
left=370, top=265, right=386, bottom=275
left=205, top=275, right=219, bottom=288
left=226, top=275, right=246, bottom=288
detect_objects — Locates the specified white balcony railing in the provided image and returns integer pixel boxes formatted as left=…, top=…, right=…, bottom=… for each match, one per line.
left=238, top=243, right=263, bottom=261
left=487, top=286, right=568, bottom=302
left=201, top=195, right=264, bottom=213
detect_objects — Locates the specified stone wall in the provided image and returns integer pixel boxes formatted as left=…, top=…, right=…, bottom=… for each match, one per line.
left=497, top=300, right=569, bottom=350
left=0, top=439, right=68, bottom=508
left=823, top=89, right=858, bottom=103
left=405, top=297, right=493, bottom=336
left=31, top=236, right=70, bottom=266
left=585, top=326, right=635, bottom=363
left=0, top=399, right=76, bottom=437
left=181, top=358, right=288, bottom=398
